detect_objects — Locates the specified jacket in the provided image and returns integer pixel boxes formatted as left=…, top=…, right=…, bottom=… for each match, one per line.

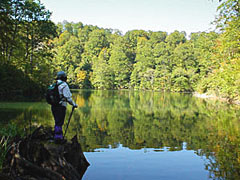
left=57, top=80, right=76, bottom=107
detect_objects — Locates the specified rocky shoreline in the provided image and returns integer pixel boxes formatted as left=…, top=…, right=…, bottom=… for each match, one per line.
left=193, top=92, right=240, bottom=105
left=0, top=126, right=90, bottom=180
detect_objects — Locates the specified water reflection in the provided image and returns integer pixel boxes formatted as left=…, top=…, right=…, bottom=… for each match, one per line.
left=1, top=90, right=240, bottom=179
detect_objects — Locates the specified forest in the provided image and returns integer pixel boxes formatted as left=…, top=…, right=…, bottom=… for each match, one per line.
left=0, top=0, right=239, bottom=102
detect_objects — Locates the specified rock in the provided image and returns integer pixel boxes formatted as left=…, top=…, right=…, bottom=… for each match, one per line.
left=2, top=126, right=90, bottom=180
left=0, top=173, right=14, bottom=180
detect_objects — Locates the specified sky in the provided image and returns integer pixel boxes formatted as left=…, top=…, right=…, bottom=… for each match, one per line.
left=40, top=0, right=220, bottom=36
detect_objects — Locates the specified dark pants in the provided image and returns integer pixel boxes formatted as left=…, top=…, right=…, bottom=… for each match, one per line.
left=51, top=105, right=66, bottom=139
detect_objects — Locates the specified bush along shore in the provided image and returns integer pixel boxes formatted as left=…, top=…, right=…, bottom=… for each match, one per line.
left=0, top=126, right=90, bottom=180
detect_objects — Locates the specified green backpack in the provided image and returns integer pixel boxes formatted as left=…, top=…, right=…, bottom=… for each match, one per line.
left=46, top=81, right=63, bottom=105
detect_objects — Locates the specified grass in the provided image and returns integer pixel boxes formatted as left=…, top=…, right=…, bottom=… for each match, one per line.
left=0, top=123, right=22, bottom=171
left=0, top=136, right=11, bottom=171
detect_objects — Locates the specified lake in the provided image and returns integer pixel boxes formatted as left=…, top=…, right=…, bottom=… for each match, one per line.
left=0, top=90, right=240, bottom=180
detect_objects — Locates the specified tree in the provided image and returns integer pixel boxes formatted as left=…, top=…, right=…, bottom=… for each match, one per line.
left=124, top=30, right=149, bottom=63
left=197, top=0, right=240, bottom=101
left=153, top=42, right=171, bottom=91
left=91, top=48, right=113, bottom=89
left=190, top=32, right=218, bottom=78
left=0, top=0, right=57, bottom=99
left=53, top=36, right=83, bottom=85
left=171, top=42, right=197, bottom=91
left=109, top=36, right=132, bottom=89
left=82, top=29, right=110, bottom=67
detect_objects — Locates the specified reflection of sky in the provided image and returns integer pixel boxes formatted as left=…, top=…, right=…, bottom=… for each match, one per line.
left=83, top=144, right=209, bottom=180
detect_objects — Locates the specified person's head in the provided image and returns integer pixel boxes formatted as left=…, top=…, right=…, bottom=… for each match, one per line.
left=56, top=71, right=67, bottom=82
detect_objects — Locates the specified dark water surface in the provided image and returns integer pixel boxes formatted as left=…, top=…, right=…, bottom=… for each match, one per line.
left=1, top=90, right=240, bottom=180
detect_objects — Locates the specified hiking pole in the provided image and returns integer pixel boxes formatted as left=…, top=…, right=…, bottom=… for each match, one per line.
left=63, top=106, right=75, bottom=139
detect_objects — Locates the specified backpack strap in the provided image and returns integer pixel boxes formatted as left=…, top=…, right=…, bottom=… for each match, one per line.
left=56, top=80, right=64, bottom=86
left=56, top=81, right=65, bottom=103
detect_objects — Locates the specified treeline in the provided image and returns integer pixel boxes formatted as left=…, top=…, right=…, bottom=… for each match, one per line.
left=53, top=23, right=215, bottom=92
left=51, top=0, right=240, bottom=101
left=0, top=0, right=239, bottom=101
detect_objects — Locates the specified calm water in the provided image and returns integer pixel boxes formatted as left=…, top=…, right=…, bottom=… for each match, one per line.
left=1, top=90, right=240, bottom=180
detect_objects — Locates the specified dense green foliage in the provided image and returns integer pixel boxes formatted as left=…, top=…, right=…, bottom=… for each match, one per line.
left=196, top=0, right=240, bottom=101
left=50, top=0, right=239, bottom=101
left=0, top=0, right=239, bottom=101
left=0, top=0, right=57, bottom=100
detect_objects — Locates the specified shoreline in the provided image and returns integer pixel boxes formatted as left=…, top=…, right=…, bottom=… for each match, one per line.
left=193, top=92, right=240, bottom=105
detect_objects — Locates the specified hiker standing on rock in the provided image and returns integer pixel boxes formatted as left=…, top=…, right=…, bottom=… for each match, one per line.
left=51, top=71, right=78, bottom=142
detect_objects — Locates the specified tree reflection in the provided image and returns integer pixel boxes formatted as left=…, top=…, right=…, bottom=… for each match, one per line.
left=0, top=90, right=240, bottom=179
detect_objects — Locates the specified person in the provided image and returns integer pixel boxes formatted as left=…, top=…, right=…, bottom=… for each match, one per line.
left=51, top=71, right=78, bottom=142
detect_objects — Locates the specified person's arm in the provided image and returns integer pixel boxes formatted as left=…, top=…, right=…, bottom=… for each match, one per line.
left=62, top=84, right=78, bottom=108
